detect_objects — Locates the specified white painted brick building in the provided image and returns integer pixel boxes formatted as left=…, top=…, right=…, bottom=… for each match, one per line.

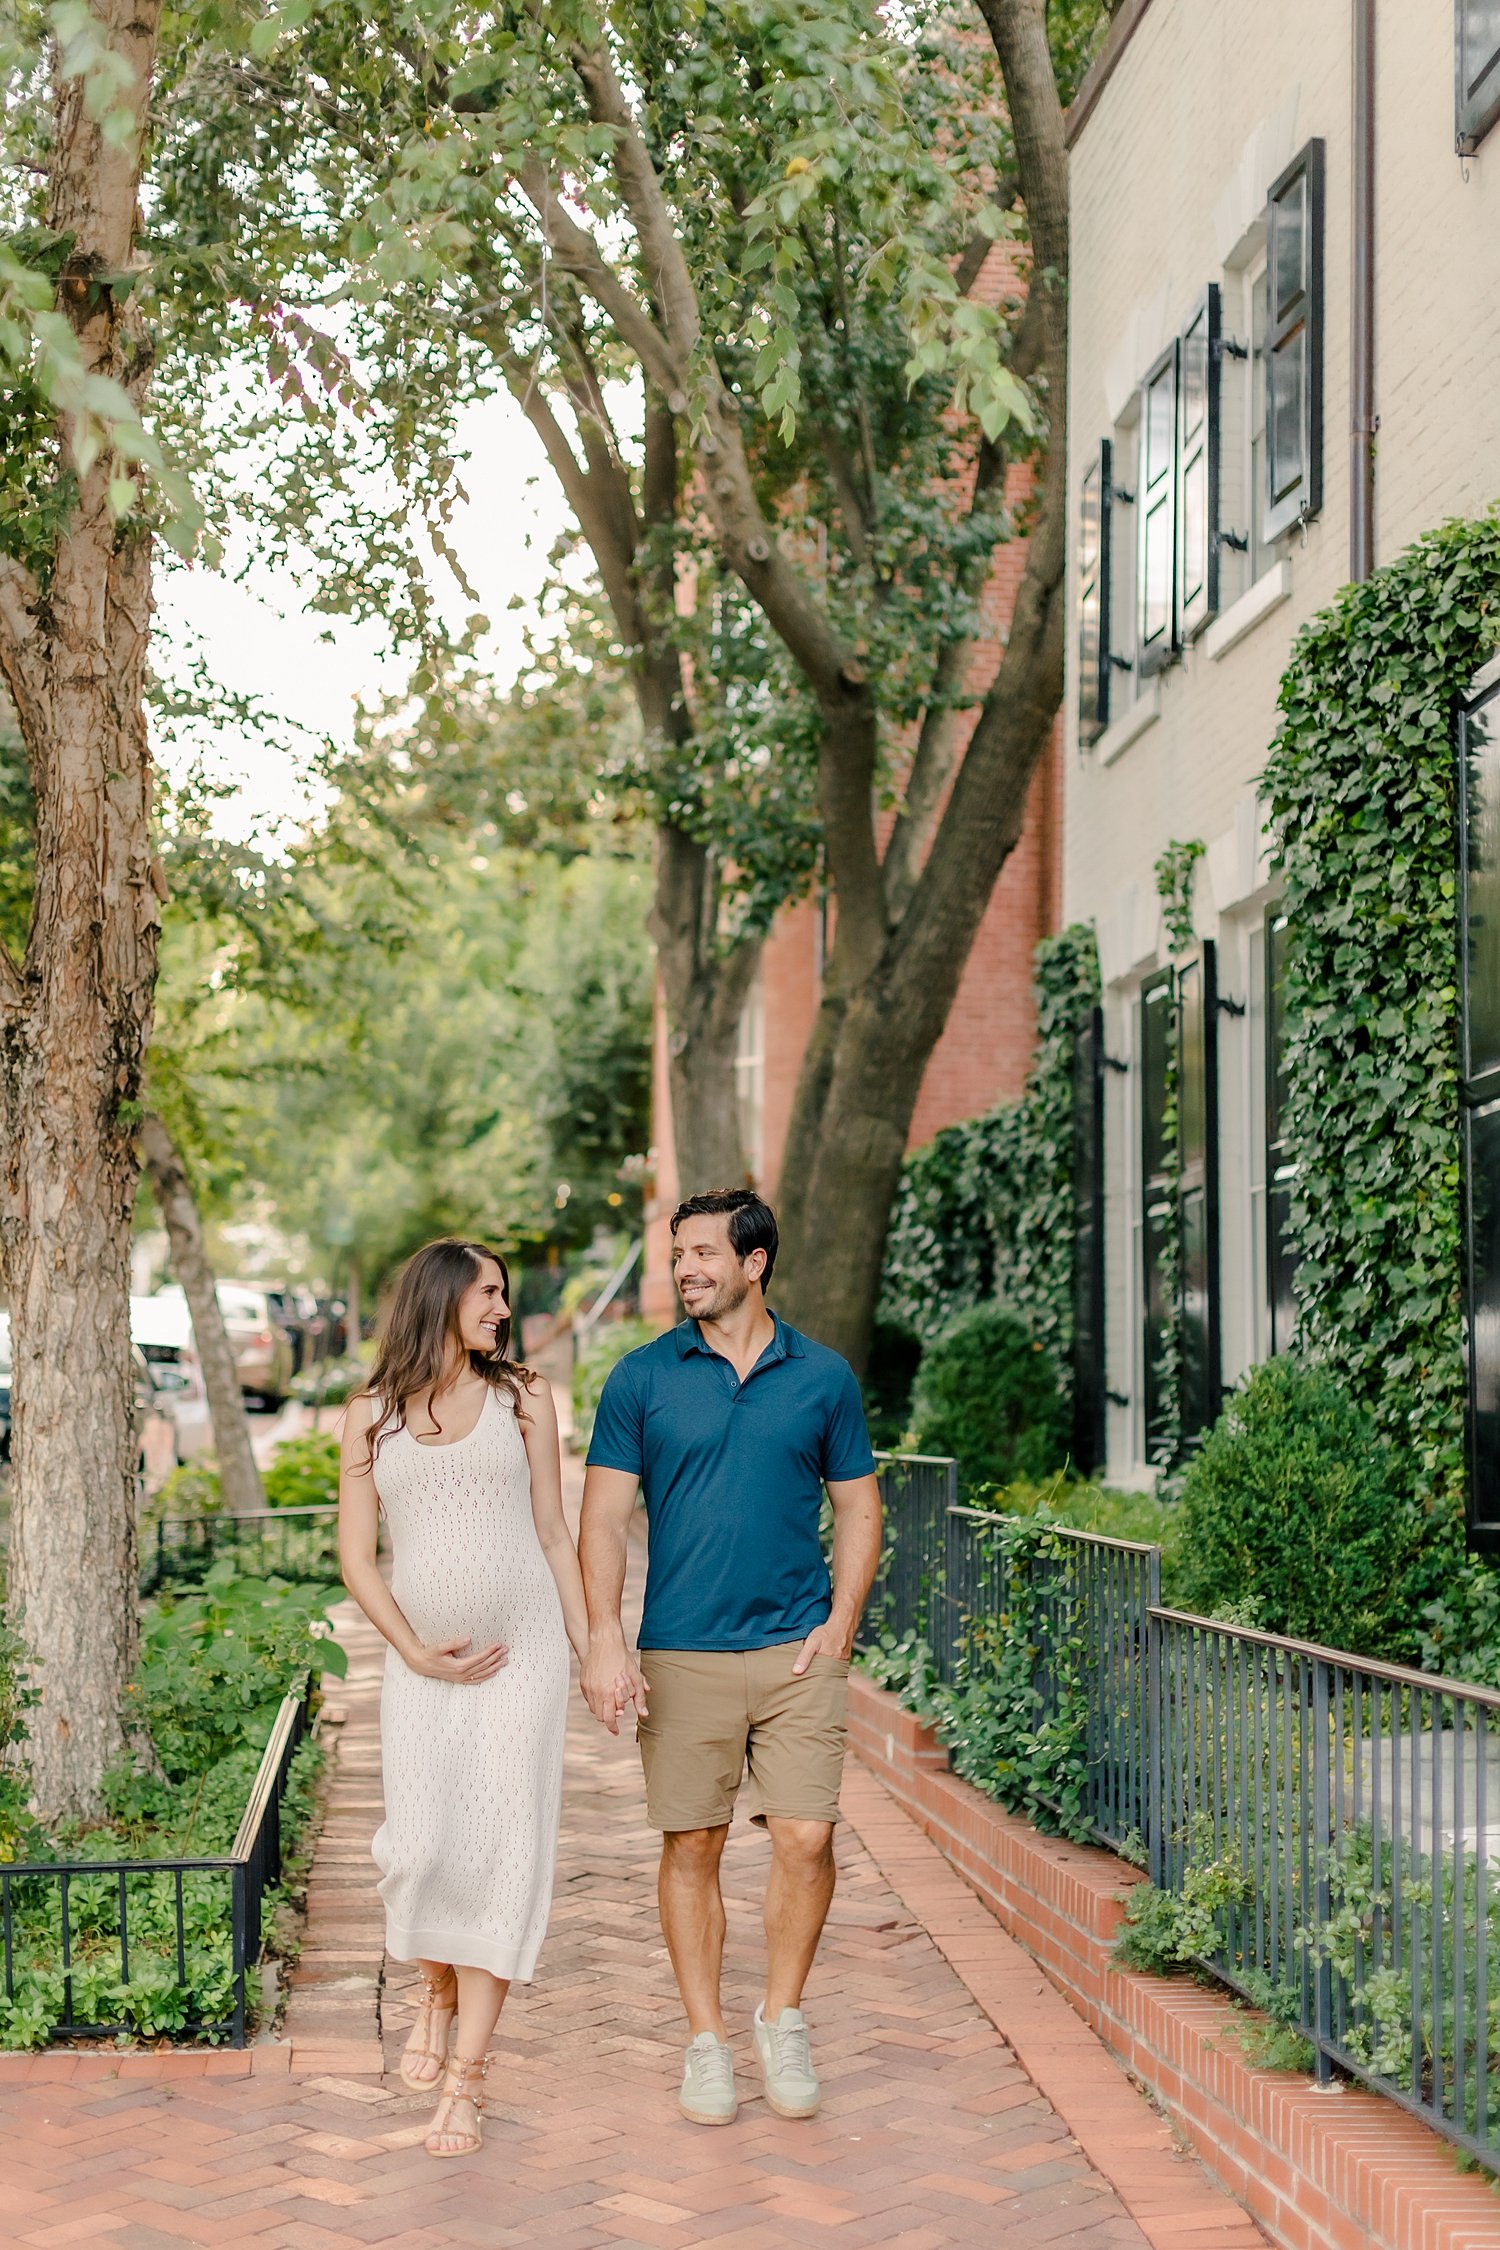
left=1062, top=0, right=1500, bottom=1482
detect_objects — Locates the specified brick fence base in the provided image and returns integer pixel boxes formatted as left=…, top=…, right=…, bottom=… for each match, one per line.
left=849, top=1672, right=1500, bottom=2250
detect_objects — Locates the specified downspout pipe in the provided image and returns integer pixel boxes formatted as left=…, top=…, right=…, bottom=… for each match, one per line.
left=1350, top=0, right=1376, bottom=581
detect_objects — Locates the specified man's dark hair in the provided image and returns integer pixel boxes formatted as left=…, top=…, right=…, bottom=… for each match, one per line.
left=669, top=1188, right=778, bottom=1289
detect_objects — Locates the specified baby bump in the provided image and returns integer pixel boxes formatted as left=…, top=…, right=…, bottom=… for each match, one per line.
left=391, top=1550, right=562, bottom=1652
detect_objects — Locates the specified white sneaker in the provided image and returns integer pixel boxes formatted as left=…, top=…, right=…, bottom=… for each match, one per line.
left=752, top=2003, right=820, bottom=2118
left=679, top=2031, right=737, bottom=2126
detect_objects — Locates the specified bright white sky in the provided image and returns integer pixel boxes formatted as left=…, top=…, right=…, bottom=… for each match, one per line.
left=151, top=387, right=574, bottom=844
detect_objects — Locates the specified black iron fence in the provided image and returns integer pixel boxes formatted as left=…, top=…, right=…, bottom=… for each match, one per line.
left=0, top=1680, right=311, bottom=2048
left=139, top=1505, right=340, bottom=1596
left=869, top=1467, right=1500, bottom=2168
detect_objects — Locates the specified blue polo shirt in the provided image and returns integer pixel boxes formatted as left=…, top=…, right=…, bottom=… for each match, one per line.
left=586, top=1313, right=875, bottom=1652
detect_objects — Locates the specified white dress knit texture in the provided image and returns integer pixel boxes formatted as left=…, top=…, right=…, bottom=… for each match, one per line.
left=369, top=1386, right=569, bottom=1982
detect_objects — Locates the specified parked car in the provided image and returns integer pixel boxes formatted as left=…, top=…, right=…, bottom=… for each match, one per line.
left=261, top=1284, right=320, bottom=1374
left=152, top=1281, right=295, bottom=1408
left=133, top=1344, right=182, bottom=1496
left=0, top=1314, right=179, bottom=1492
left=129, top=1294, right=213, bottom=1461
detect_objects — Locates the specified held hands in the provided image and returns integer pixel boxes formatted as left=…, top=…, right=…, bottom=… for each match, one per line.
left=406, top=1636, right=509, bottom=1684
left=580, top=1636, right=649, bottom=1734
left=792, top=1618, right=855, bottom=1675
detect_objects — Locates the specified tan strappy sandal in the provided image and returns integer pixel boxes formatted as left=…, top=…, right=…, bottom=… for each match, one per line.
left=424, top=2049, right=488, bottom=2159
left=399, top=1966, right=457, bottom=2092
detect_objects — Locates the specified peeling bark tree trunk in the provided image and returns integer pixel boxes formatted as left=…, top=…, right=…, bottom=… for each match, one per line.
left=139, top=1115, right=265, bottom=1517
left=0, top=1, right=166, bottom=1822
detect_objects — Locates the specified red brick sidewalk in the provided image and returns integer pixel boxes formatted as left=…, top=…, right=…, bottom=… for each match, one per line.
left=0, top=1473, right=1265, bottom=2250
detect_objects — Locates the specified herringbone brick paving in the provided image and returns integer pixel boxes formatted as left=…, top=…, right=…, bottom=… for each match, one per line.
left=0, top=1439, right=1263, bottom=2250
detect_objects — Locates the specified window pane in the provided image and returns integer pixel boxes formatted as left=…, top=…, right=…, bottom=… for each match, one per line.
left=1269, top=328, right=1306, bottom=505
left=1181, top=1184, right=1213, bottom=1437
left=1466, top=1098, right=1500, bottom=1536
left=1181, top=313, right=1207, bottom=441
left=1272, top=173, right=1305, bottom=318
left=1250, top=269, right=1270, bottom=574
left=1463, top=695, right=1500, bottom=1083
left=1079, top=457, right=1100, bottom=578
left=1142, top=493, right=1173, bottom=647
left=1179, top=961, right=1205, bottom=1168
left=1181, top=449, right=1206, bottom=613
left=1460, top=0, right=1500, bottom=105
left=1268, top=1175, right=1299, bottom=1355
left=1141, top=976, right=1173, bottom=1185
left=1146, top=364, right=1174, bottom=487
left=1142, top=1193, right=1172, bottom=1458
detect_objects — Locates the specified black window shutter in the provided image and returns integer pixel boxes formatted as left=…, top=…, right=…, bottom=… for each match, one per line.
left=1071, top=1005, right=1107, bottom=1474
left=1078, top=442, right=1112, bottom=746
left=1137, top=342, right=1179, bottom=676
left=1177, top=287, right=1221, bottom=641
left=1458, top=0, right=1500, bottom=154
left=1264, top=141, right=1325, bottom=543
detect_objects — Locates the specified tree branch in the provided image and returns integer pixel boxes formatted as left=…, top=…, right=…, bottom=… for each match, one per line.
left=882, top=437, right=1009, bottom=915
left=513, top=160, right=682, bottom=397
left=889, top=0, right=1070, bottom=1004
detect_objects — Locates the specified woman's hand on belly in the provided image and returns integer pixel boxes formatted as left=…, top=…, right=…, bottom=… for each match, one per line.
left=401, top=1635, right=509, bottom=1683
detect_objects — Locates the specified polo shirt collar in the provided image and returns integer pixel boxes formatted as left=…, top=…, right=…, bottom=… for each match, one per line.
left=674, top=1310, right=804, bottom=1362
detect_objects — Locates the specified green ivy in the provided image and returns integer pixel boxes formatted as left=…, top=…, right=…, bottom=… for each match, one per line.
left=1148, top=840, right=1205, bottom=1466
left=881, top=925, right=1100, bottom=1395
left=1262, top=510, right=1500, bottom=1529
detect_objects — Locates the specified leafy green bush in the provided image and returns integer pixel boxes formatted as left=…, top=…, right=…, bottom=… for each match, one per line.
left=969, top=1472, right=1185, bottom=1597
left=263, top=1431, right=341, bottom=1509
left=0, top=1611, right=40, bottom=1865
left=1418, top=1557, right=1500, bottom=1688
left=291, top=1355, right=365, bottom=1406
left=863, top=1320, right=922, bottom=1450
left=908, top=1304, right=1066, bottom=1493
left=1176, top=1357, right=1431, bottom=1660
left=572, top=1316, right=656, bottom=1451
left=141, top=1462, right=223, bottom=1525
left=134, top=1561, right=346, bottom=1781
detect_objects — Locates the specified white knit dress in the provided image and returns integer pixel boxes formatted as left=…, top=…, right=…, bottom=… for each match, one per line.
left=369, top=1387, right=569, bottom=1982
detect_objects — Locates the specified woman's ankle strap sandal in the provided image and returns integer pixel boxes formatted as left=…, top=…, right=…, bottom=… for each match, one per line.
left=424, top=2050, right=489, bottom=2160
left=398, top=1967, right=458, bottom=2093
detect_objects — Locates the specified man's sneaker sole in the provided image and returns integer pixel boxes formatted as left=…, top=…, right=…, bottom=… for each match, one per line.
left=762, top=2086, right=819, bottom=2120
left=679, top=2091, right=738, bottom=2127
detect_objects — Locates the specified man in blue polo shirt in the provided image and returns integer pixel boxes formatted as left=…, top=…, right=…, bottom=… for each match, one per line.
left=579, top=1187, right=881, bottom=2130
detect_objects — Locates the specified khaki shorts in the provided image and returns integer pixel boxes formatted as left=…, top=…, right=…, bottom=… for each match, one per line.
left=636, top=1642, right=850, bottom=1832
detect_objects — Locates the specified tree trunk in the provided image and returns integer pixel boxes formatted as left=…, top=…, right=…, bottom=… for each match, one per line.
left=0, top=0, right=166, bottom=1822
left=139, top=1115, right=265, bottom=1516
left=775, top=0, right=1072, bottom=1374
left=649, top=822, right=761, bottom=1196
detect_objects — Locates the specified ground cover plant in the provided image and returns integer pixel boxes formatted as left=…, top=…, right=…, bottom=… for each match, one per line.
left=0, top=1563, right=344, bottom=2049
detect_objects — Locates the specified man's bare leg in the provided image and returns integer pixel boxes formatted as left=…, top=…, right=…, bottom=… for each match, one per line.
left=659, top=1824, right=731, bottom=2039
left=763, top=1816, right=837, bottom=2017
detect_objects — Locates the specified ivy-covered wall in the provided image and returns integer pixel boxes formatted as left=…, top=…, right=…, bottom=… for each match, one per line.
left=880, top=924, right=1099, bottom=1389
left=1263, top=510, right=1500, bottom=1533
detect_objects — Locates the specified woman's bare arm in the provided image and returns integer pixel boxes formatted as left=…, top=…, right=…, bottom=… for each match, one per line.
left=520, top=1379, right=590, bottom=1662
left=338, top=1394, right=508, bottom=1684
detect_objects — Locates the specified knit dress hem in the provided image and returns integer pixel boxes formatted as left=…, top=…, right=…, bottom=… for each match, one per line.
left=383, top=1921, right=542, bottom=1983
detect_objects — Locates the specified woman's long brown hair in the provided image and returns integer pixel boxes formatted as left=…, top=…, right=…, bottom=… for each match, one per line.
left=359, top=1237, right=533, bottom=1466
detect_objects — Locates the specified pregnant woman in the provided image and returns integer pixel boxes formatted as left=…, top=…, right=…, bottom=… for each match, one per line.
left=338, top=1237, right=588, bottom=2158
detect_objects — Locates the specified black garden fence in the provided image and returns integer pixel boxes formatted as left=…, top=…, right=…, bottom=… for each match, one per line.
left=869, top=1463, right=1500, bottom=2168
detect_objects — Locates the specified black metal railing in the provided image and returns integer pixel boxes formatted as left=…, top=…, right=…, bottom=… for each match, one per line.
left=869, top=1473, right=1500, bottom=2167
left=139, top=1505, right=340, bottom=1595
left=0, top=1681, right=311, bottom=2048
left=868, top=1454, right=959, bottom=1650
